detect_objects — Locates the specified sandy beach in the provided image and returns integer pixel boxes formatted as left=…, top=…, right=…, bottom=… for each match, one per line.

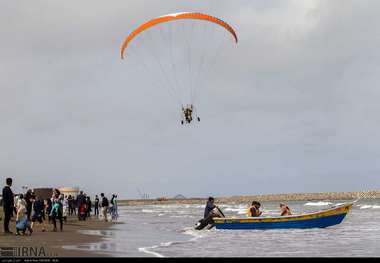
left=0, top=210, right=116, bottom=257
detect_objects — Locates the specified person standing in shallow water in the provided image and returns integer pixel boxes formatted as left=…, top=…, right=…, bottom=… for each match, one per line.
left=100, top=193, right=109, bottom=222
left=2, top=178, right=14, bottom=234
left=110, top=194, right=119, bottom=221
left=86, top=196, right=92, bottom=218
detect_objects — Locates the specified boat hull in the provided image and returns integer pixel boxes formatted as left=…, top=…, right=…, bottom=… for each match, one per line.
left=214, top=203, right=352, bottom=230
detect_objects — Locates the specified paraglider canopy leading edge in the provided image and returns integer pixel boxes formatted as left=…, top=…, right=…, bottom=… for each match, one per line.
left=120, top=12, right=238, bottom=125
left=120, top=12, right=238, bottom=59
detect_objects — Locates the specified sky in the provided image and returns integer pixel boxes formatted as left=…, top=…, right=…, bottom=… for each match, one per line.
left=1, top=0, right=380, bottom=199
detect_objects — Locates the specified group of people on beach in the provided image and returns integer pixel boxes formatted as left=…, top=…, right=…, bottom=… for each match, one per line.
left=1, top=177, right=119, bottom=236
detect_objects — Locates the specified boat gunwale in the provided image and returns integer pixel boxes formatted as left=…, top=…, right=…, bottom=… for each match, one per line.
left=214, top=202, right=353, bottom=224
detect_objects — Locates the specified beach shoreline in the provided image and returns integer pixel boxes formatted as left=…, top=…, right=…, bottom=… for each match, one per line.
left=1, top=190, right=378, bottom=258
left=0, top=213, right=116, bottom=258
left=120, top=190, right=380, bottom=206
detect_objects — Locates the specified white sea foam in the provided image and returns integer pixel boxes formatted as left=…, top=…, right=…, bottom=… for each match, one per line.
left=359, top=205, right=380, bottom=209
left=169, top=215, right=195, bottom=218
left=304, top=202, right=332, bottom=206
left=138, top=246, right=165, bottom=258
left=142, top=209, right=156, bottom=213
left=183, top=228, right=206, bottom=242
left=139, top=238, right=196, bottom=257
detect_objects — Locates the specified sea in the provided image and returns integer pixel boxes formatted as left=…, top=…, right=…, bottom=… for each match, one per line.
left=63, top=200, right=380, bottom=257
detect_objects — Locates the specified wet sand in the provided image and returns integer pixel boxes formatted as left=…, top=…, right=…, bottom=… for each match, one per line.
left=0, top=211, right=116, bottom=257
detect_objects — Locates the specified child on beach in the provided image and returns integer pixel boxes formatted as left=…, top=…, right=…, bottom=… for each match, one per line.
left=31, top=195, right=46, bottom=232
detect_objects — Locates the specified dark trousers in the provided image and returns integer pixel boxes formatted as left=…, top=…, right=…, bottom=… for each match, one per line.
left=3, top=208, right=12, bottom=232
left=52, top=215, right=63, bottom=231
left=94, top=206, right=99, bottom=216
left=26, top=204, right=32, bottom=221
left=69, top=205, right=76, bottom=216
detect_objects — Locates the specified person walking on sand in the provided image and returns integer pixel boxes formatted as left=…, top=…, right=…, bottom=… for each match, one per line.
left=31, top=195, right=46, bottom=232
left=24, top=190, right=34, bottom=221
left=68, top=195, right=74, bottom=216
left=50, top=189, right=63, bottom=232
left=2, top=178, right=14, bottom=234
left=45, top=198, right=52, bottom=224
left=94, top=195, right=100, bottom=217
left=100, top=193, right=109, bottom=222
left=62, top=195, right=68, bottom=222
left=76, top=191, right=86, bottom=220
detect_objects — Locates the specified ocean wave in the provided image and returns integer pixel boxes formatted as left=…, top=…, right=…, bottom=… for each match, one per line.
left=169, top=215, right=195, bottom=218
left=224, top=208, right=241, bottom=212
left=142, top=209, right=156, bottom=213
left=139, top=236, right=199, bottom=258
left=182, top=228, right=207, bottom=242
left=223, top=207, right=247, bottom=215
left=138, top=246, right=164, bottom=258
left=304, top=202, right=332, bottom=206
left=359, top=205, right=380, bottom=209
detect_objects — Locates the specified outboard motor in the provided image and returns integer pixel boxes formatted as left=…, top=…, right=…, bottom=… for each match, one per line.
left=195, top=206, right=225, bottom=230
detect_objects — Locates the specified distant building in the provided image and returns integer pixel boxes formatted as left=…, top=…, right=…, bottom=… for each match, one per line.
left=173, top=194, right=186, bottom=200
left=59, top=187, right=80, bottom=198
left=33, top=188, right=54, bottom=200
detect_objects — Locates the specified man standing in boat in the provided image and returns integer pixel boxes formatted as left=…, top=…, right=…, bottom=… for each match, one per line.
left=196, top=197, right=225, bottom=230
left=204, top=197, right=216, bottom=218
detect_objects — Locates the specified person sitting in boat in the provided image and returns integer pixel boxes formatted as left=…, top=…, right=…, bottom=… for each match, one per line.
left=247, top=201, right=262, bottom=217
left=280, top=203, right=292, bottom=216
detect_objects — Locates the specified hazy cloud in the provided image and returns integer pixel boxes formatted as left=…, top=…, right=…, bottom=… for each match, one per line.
left=1, top=0, right=380, bottom=198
